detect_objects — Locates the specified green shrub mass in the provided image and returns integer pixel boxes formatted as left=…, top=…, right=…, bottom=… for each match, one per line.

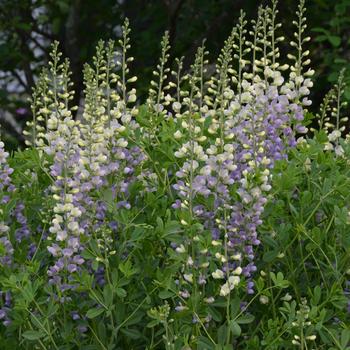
left=0, top=0, right=349, bottom=349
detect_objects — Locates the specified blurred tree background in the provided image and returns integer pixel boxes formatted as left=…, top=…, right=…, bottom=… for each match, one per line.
left=0, top=0, right=349, bottom=149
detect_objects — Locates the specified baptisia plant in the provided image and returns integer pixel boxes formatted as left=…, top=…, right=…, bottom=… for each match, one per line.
left=3, top=0, right=347, bottom=348
left=0, top=140, right=33, bottom=327
left=26, top=20, right=146, bottom=294
left=166, top=0, right=313, bottom=344
left=24, top=0, right=313, bottom=345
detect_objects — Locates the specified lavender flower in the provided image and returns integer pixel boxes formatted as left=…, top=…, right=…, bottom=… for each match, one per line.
left=171, top=11, right=309, bottom=299
left=14, top=203, right=31, bottom=242
left=0, top=141, right=15, bottom=266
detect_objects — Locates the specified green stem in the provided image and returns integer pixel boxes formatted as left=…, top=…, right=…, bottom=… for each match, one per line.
left=89, top=325, right=108, bottom=350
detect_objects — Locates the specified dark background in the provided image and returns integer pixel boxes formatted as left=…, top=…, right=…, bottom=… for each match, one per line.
left=0, top=0, right=349, bottom=148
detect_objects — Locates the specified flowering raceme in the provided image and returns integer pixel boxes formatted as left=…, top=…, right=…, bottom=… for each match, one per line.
left=29, top=24, right=148, bottom=292
left=171, top=1, right=311, bottom=306
left=0, top=141, right=15, bottom=267
left=0, top=141, right=34, bottom=326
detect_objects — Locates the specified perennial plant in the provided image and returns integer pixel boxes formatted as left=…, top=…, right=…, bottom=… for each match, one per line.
left=0, top=0, right=349, bottom=349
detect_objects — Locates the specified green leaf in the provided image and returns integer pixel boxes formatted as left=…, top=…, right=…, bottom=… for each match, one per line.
left=81, top=249, right=96, bottom=260
left=131, top=227, right=145, bottom=241
left=22, top=283, right=35, bottom=303
left=312, top=286, right=321, bottom=305
left=236, top=314, right=255, bottom=324
left=136, top=105, right=151, bottom=127
left=341, top=329, right=350, bottom=349
left=158, top=290, right=174, bottom=299
left=22, top=330, right=45, bottom=340
left=328, top=35, right=341, bottom=47
left=197, top=336, right=215, bottom=349
left=344, top=87, right=350, bottom=100
left=116, top=288, right=127, bottom=298
left=122, top=311, right=144, bottom=327
left=229, top=321, right=241, bottom=337
left=311, top=27, right=328, bottom=34
left=163, top=220, right=181, bottom=238
left=270, top=272, right=289, bottom=288
left=230, top=297, right=242, bottom=318
left=208, top=306, right=223, bottom=322
left=98, top=322, right=107, bottom=343
left=92, top=259, right=99, bottom=271
left=217, top=324, right=227, bottom=345
left=146, top=319, right=159, bottom=328
left=119, top=259, right=138, bottom=278
left=156, top=217, right=164, bottom=232
left=120, top=328, right=142, bottom=340
left=263, top=250, right=279, bottom=263
left=103, top=285, right=114, bottom=308
left=86, top=307, right=104, bottom=319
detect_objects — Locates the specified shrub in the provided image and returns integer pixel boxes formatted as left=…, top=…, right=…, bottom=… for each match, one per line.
left=0, top=0, right=349, bottom=349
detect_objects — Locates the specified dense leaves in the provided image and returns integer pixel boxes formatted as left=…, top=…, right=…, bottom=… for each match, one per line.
left=0, top=0, right=349, bottom=349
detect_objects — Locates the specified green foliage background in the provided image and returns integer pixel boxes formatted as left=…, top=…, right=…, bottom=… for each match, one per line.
left=0, top=2, right=349, bottom=347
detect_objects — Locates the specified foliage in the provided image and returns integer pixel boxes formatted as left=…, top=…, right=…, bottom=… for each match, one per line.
left=0, top=0, right=349, bottom=349
left=309, top=0, right=350, bottom=102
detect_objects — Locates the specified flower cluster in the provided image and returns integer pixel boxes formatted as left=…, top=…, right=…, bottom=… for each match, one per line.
left=0, top=141, right=15, bottom=267
left=315, top=69, right=348, bottom=156
left=171, top=0, right=311, bottom=304
left=32, top=24, right=147, bottom=292
left=46, top=115, right=86, bottom=290
left=0, top=291, right=11, bottom=327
